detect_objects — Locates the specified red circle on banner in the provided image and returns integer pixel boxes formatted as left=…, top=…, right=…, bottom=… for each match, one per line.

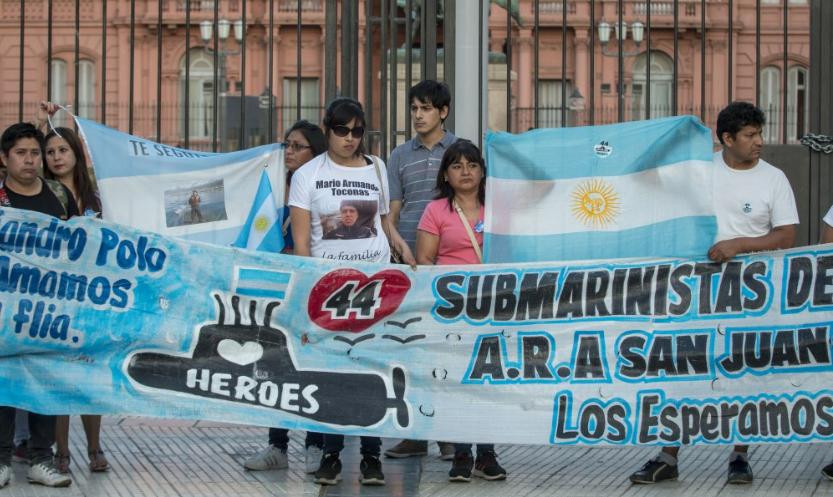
left=307, top=268, right=412, bottom=332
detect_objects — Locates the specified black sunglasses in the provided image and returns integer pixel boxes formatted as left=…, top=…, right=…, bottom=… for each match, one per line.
left=331, top=125, right=365, bottom=138
left=281, top=141, right=312, bottom=152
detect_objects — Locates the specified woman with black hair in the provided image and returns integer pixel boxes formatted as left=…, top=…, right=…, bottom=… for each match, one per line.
left=43, top=125, right=108, bottom=473
left=289, top=97, right=409, bottom=486
left=44, top=126, right=100, bottom=216
left=243, top=120, right=327, bottom=475
left=416, top=140, right=507, bottom=483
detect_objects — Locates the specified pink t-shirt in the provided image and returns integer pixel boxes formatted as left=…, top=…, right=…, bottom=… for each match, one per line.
left=417, top=198, right=484, bottom=265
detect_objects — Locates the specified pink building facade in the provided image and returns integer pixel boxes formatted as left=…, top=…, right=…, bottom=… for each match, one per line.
left=0, top=0, right=811, bottom=151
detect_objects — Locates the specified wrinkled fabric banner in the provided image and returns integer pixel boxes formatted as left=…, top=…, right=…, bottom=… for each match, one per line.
left=484, top=115, right=717, bottom=263
left=75, top=117, right=284, bottom=246
left=2, top=207, right=833, bottom=446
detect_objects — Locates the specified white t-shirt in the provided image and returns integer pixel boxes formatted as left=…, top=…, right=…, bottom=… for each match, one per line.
left=712, top=151, right=799, bottom=242
left=288, top=152, right=391, bottom=263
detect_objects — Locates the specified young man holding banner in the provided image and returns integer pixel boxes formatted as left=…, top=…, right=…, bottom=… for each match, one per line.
left=629, top=102, right=798, bottom=485
left=0, top=122, right=77, bottom=489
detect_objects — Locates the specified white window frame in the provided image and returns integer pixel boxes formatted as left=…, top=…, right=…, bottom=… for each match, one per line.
left=537, top=79, right=571, bottom=128
left=180, top=50, right=215, bottom=140
left=50, top=59, right=68, bottom=127
left=78, top=59, right=95, bottom=120
left=787, top=65, right=809, bottom=144
left=632, top=50, right=674, bottom=121
left=760, top=66, right=781, bottom=143
left=282, top=77, right=321, bottom=133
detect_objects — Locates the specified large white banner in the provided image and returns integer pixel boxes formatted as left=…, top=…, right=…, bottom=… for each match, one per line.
left=2, top=207, right=833, bottom=445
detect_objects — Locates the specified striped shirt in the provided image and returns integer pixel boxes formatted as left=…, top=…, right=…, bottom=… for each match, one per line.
left=387, top=131, right=457, bottom=251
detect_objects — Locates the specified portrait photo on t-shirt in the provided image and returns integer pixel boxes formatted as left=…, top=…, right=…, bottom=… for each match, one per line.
left=321, top=199, right=378, bottom=240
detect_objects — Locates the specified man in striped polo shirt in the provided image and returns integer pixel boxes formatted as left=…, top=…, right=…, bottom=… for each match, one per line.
left=386, top=80, right=457, bottom=263
left=384, top=80, right=456, bottom=460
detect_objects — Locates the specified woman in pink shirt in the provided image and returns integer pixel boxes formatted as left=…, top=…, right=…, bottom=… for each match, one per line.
left=416, top=140, right=485, bottom=266
left=416, top=140, right=507, bottom=482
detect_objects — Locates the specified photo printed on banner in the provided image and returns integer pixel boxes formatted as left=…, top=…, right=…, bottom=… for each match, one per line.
left=164, top=179, right=228, bottom=228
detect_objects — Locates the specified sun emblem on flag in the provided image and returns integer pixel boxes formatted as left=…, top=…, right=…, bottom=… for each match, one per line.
left=254, top=215, right=270, bottom=233
left=571, top=178, right=620, bottom=227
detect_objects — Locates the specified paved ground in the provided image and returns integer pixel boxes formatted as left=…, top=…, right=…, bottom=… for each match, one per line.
left=6, top=416, right=833, bottom=496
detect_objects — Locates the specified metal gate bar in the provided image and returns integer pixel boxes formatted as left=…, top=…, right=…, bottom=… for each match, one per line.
left=17, top=0, right=23, bottom=121
left=156, top=0, right=163, bottom=141
left=184, top=1, right=191, bottom=149
left=782, top=0, right=788, bottom=145
left=700, top=0, right=706, bottom=120
left=755, top=0, right=760, bottom=107
left=73, top=0, right=80, bottom=116
left=100, top=1, right=106, bottom=125
left=728, top=0, right=733, bottom=102
left=129, top=0, right=136, bottom=135
left=561, top=0, right=567, bottom=126
left=0, top=1, right=820, bottom=156
left=673, top=0, right=679, bottom=115
left=646, top=0, right=651, bottom=120
left=47, top=0, right=53, bottom=106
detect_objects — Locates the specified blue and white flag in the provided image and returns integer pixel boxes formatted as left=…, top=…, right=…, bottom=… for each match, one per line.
left=483, top=115, right=716, bottom=263
left=232, top=170, right=285, bottom=253
left=75, top=117, right=284, bottom=246
left=233, top=267, right=291, bottom=300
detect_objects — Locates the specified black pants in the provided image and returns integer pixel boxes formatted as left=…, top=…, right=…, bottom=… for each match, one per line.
left=454, top=443, right=495, bottom=456
left=268, top=428, right=324, bottom=451
left=323, top=434, right=381, bottom=457
left=0, top=406, right=55, bottom=465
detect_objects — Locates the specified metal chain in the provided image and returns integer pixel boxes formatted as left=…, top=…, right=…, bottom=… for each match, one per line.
left=800, top=133, right=833, bottom=154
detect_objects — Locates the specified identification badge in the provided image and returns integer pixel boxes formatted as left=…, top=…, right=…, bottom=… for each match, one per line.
left=474, top=220, right=484, bottom=233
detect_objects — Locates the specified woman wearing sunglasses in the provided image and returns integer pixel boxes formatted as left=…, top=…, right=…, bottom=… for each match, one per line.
left=243, top=120, right=327, bottom=475
left=289, top=97, right=410, bottom=486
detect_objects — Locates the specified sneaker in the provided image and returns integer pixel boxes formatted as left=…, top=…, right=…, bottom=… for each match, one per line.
left=243, top=445, right=288, bottom=471
left=12, top=442, right=29, bottom=464
left=359, top=455, right=385, bottom=486
left=629, top=457, right=678, bottom=484
left=313, top=452, right=342, bottom=485
left=305, top=446, right=324, bottom=474
left=384, top=439, right=428, bottom=458
left=27, top=462, right=72, bottom=487
left=822, top=461, right=833, bottom=481
left=438, top=442, right=455, bottom=461
left=727, top=459, right=753, bottom=484
left=0, top=464, right=10, bottom=488
left=448, top=452, right=473, bottom=482
left=473, top=450, right=506, bottom=481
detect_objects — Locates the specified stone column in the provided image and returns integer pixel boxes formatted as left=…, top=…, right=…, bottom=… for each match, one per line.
left=454, top=0, right=488, bottom=145
left=517, top=29, right=533, bottom=110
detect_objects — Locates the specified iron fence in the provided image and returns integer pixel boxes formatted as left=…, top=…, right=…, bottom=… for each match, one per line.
left=0, top=0, right=820, bottom=156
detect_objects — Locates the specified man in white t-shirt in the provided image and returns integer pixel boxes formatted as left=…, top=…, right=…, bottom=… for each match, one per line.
left=630, top=101, right=799, bottom=485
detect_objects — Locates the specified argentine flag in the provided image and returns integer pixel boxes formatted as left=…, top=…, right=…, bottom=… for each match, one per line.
left=484, top=115, right=716, bottom=263
left=75, top=116, right=283, bottom=246
left=232, top=170, right=285, bottom=253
